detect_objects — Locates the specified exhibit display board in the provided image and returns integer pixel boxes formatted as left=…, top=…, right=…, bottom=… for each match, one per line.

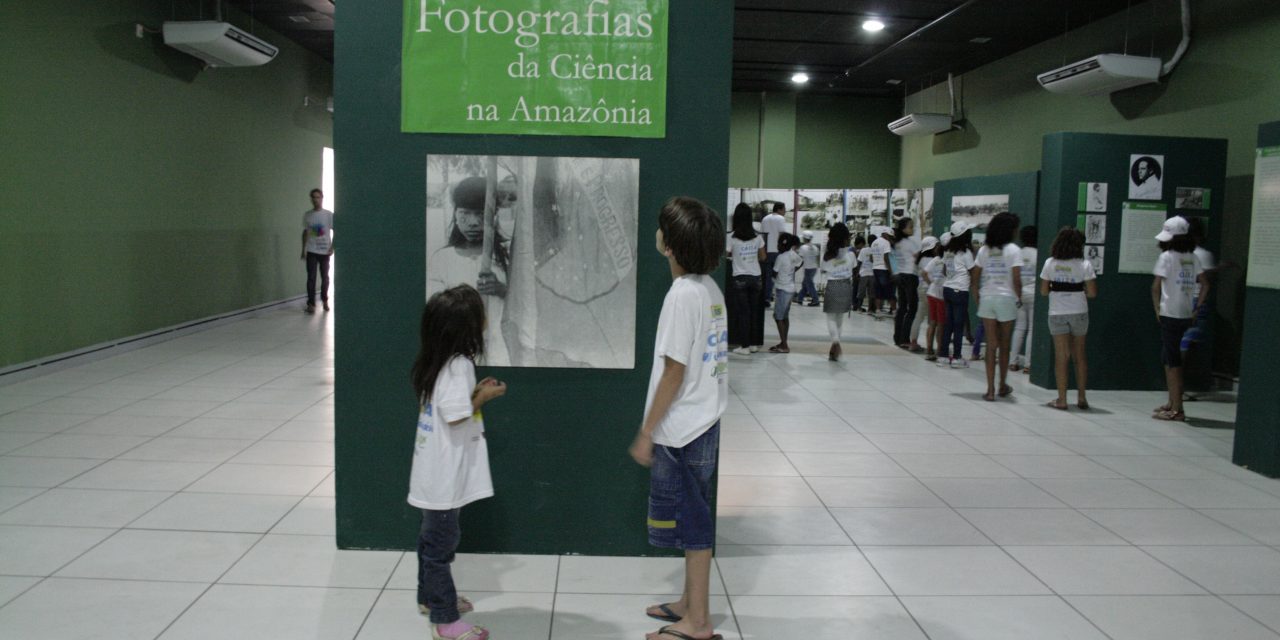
left=337, top=2, right=732, bottom=554
left=1035, top=133, right=1227, bottom=391
left=402, top=0, right=669, bottom=137
left=1234, top=121, right=1280, bottom=478
left=1246, top=146, right=1280, bottom=289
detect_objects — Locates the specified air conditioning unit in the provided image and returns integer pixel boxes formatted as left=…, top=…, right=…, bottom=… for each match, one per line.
left=1037, top=54, right=1161, bottom=96
left=163, top=21, right=277, bottom=67
left=888, top=113, right=954, bottom=137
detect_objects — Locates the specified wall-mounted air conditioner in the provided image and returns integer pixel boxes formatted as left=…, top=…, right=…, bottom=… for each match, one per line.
left=887, top=113, right=954, bottom=136
left=163, top=21, right=277, bottom=67
left=1036, top=54, right=1162, bottom=96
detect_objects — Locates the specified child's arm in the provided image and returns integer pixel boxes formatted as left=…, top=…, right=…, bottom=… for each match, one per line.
left=629, top=357, right=686, bottom=467
left=1086, top=279, right=1098, bottom=299
left=1010, top=266, right=1022, bottom=300
left=1195, top=274, right=1210, bottom=309
left=1151, top=276, right=1163, bottom=320
left=1039, top=279, right=1050, bottom=297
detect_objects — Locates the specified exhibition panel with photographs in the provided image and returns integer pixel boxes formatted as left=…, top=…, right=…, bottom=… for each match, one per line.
left=427, top=154, right=640, bottom=369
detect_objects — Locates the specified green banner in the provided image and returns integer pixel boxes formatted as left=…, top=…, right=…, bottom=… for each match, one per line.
left=402, top=0, right=669, bottom=138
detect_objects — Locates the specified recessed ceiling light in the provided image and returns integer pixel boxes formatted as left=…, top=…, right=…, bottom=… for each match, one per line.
left=791, top=72, right=810, bottom=84
left=886, top=79, right=902, bottom=85
left=288, top=15, right=312, bottom=23
left=970, top=37, right=992, bottom=43
left=862, top=19, right=886, bottom=32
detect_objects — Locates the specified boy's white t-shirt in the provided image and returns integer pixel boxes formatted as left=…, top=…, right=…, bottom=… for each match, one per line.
left=407, top=356, right=494, bottom=511
left=976, top=243, right=1023, bottom=298
left=895, top=237, right=921, bottom=275
left=856, top=247, right=873, bottom=278
left=303, top=209, right=334, bottom=254
left=774, top=250, right=800, bottom=293
left=924, top=256, right=946, bottom=299
left=870, top=237, right=892, bottom=270
left=1039, top=257, right=1096, bottom=316
left=823, top=247, right=855, bottom=280
left=1153, top=250, right=1203, bottom=319
left=944, top=250, right=975, bottom=291
left=761, top=213, right=786, bottom=253
left=645, top=275, right=729, bottom=448
left=726, top=234, right=763, bottom=277
left=798, top=243, right=819, bottom=269
left=1019, top=247, right=1038, bottom=296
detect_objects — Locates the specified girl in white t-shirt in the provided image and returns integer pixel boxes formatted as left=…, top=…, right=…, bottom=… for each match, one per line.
left=726, top=204, right=766, bottom=355
left=939, top=223, right=977, bottom=368
left=821, top=223, right=855, bottom=361
left=974, top=213, right=1024, bottom=401
left=1010, top=225, right=1038, bottom=374
left=1039, top=228, right=1097, bottom=411
left=1150, top=216, right=1208, bottom=422
left=409, top=285, right=507, bottom=640
left=920, top=234, right=948, bottom=361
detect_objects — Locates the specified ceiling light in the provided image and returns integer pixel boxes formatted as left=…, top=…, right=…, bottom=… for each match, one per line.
left=886, top=79, right=902, bottom=85
left=288, top=15, right=312, bottom=23
left=791, top=72, right=810, bottom=84
left=862, top=19, right=885, bottom=32
left=970, top=37, right=992, bottom=43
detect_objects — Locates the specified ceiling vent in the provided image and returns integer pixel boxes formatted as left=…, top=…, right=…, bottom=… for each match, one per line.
left=888, top=113, right=954, bottom=136
left=163, top=21, right=278, bottom=67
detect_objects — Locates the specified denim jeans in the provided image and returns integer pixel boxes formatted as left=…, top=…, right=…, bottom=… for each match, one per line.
left=305, top=252, right=331, bottom=305
left=800, top=268, right=818, bottom=303
left=418, top=508, right=461, bottom=624
left=893, top=274, right=920, bottom=345
left=762, top=253, right=779, bottom=302
left=649, top=422, right=720, bottom=550
left=942, top=287, right=970, bottom=359
left=729, top=275, right=763, bottom=347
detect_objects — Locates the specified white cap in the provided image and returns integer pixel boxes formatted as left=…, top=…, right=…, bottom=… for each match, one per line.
left=1155, top=216, right=1189, bottom=242
left=939, top=232, right=953, bottom=246
left=920, top=236, right=939, bottom=251
left=950, top=220, right=974, bottom=236
left=872, top=225, right=891, bottom=236
left=801, top=230, right=813, bottom=241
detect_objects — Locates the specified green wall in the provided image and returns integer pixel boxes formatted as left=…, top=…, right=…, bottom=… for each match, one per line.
left=730, top=92, right=901, bottom=188
left=1234, top=121, right=1280, bottom=478
left=901, top=0, right=1280, bottom=376
left=0, top=1, right=333, bottom=369
left=334, top=4, right=734, bottom=554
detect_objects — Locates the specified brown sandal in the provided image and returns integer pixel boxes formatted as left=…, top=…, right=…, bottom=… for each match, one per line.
left=1153, top=409, right=1185, bottom=421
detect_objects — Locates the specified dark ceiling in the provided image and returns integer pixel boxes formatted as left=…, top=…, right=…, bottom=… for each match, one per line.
left=227, top=0, right=1143, bottom=96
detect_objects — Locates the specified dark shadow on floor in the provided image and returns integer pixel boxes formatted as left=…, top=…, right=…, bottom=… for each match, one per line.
left=1185, top=417, right=1235, bottom=431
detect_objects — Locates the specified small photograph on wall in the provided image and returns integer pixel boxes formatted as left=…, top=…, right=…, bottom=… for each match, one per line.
left=740, top=189, right=795, bottom=234
left=796, top=189, right=843, bottom=251
left=1086, top=245, right=1105, bottom=275
left=427, top=154, right=639, bottom=369
left=950, top=194, right=1009, bottom=242
left=1176, top=187, right=1211, bottom=210
left=1084, top=215, right=1107, bottom=244
left=1128, top=154, right=1164, bottom=200
left=846, top=190, right=888, bottom=238
left=913, top=188, right=935, bottom=238
left=1078, top=182, right=1108, bottom=212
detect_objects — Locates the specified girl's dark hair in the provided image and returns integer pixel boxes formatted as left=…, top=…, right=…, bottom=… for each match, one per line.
left=778, top=233, right=798, bottom=253
left=985, top=212, right=1020, bottom=248
left=1050, top=227, right=1085, bottom=260
left=1020, top=225, right=1038, bottom=248
left=825, top=223, right=851, bottom=261
left=853, top=235, right=866, bottom=247
left=1159, top=234, right=1197, bottom=253
left=411, top=285, right=486, bottom=403
left=731, top=203, right=757, bottom=241
left=892, top=216, right=914, bottom=245
left=448, top=218, right=511, bottom=275
left=946, top=229, right=973, bottom=255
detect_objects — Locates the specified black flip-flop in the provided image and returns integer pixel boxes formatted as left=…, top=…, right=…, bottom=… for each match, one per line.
left=655, top=625, right=722, bottom=640
left=646, top=603, right=681, bottom=623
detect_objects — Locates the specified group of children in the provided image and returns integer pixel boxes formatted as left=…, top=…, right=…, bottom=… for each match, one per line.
left=407, top=194, right=1213, bottom=640
left=411, top=197, right=730, bottom=640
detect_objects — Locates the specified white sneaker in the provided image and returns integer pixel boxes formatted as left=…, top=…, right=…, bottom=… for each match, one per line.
left=749, top=346, right=759, bottom=353
left=733, top=346, right=752, bottom=355
left=949, top=358, right=968, bottom=369
left=936, top=358, right=950, bottom=367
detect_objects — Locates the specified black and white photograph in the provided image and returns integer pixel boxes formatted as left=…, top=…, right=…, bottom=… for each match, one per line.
left=796, top=189, right=844, bottom=249
left=427, top=154, right=639, bottom=369
left=1079, top=182, right=1108, bottom=212
left=846, top=189, right=889, bottom=235
left=1128, top=154, right=1164, bottom=200
left=1176, top=187, right=1211, bottom=210
left=1085, top=215, right=1107, bottom=244
left=738, top=189, right=795, bottom=229
left=1087, top=244, right=1105, bottom=275
left=950, top=194, right=1010, bottom=242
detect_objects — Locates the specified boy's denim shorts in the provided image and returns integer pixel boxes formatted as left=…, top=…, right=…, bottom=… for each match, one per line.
left=648, top=422, right=720, bottom=551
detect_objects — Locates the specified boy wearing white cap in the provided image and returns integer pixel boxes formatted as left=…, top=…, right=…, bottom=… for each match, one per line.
left=1151, top=216, right=1209, bottom=421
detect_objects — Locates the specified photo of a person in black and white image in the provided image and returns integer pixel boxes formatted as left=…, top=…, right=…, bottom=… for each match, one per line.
left=1176, top=187, right=1209, bottom=210
left=1087, top=182, right=1107, bottom=212
left=427, top=154, right=639, bottom=369
left=1086, top=245, right=1105, bottom=275
left=1129, top=154, right=1164, bottom=200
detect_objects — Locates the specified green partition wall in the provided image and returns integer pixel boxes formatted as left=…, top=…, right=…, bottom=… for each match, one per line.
left=333, top=4, right=733, bottom=554
left=1233, top=121, right=1280, bottom=478
left=1034, top=133, right=1228, bottom=391
left=931, top=172, right=1041, bottom=237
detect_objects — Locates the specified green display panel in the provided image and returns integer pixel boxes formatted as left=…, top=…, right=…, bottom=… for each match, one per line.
left=335, top=2, right=732, bottom=554
left=1233, top=121, right=1280, bottom=478
left=1035, top=133, right=1227, bottom=391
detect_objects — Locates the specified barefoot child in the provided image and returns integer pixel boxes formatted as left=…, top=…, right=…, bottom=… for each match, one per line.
left=630, top=197, right=729, bottom=640
left=408, top=285, right=507, bottom=640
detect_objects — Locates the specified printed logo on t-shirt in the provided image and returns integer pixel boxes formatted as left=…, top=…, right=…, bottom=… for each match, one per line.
left=417, top=403, right=433, bottom=443
left=705, top=304, right=729, bottom=379
left=309, top=224, right=327, bottom=237
left=1175, top=257, right=1197, bottom=295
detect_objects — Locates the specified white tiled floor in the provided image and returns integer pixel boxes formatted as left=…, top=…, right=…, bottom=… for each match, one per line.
left=2, top=303, right=1280, bottom=639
